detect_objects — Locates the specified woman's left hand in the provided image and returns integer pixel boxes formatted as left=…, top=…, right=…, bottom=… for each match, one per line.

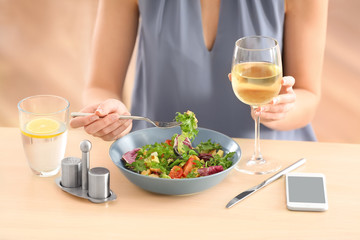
left=252, top=76, right=296, bottom=124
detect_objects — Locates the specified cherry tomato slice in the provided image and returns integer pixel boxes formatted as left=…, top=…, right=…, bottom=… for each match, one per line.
left=165, top=139, right=172, bottom=146
left=183, top=158, right=195, bottom=177
left=169, top=166, right=183, bottom=179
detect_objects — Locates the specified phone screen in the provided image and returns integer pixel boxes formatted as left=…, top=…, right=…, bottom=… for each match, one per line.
left=287, top=176, right=326, bottom=203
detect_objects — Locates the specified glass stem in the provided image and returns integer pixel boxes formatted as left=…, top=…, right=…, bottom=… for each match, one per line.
left=252, top=106, right=263, bottom=162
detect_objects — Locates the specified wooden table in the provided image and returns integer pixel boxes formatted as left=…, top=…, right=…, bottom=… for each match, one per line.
left=0, top=127, right=359, bottom=239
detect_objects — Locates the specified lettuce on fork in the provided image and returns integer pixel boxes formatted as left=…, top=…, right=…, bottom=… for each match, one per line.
left=174, top=110, right=198, bottom=155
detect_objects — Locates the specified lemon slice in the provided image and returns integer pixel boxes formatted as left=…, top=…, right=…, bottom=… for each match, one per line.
left=26, top=118, right=60, bottom=135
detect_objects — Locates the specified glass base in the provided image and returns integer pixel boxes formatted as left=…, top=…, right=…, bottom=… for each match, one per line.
left=235, top=155, right=281, bottom=175
left=31, top=167, right=60, bottom=177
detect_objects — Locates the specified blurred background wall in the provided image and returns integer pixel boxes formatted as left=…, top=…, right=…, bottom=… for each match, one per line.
left=0, top=0, right=359, bottom=143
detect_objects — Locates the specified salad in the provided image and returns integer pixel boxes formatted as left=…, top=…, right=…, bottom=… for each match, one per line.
left=122, top=111, right=235, bottom=179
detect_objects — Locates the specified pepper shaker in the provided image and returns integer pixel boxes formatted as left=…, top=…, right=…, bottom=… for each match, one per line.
left=88, top=167, right=111, bottom=199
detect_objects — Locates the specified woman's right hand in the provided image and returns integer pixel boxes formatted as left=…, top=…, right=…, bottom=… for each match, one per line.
left=70, top=99, right=132, bottom=141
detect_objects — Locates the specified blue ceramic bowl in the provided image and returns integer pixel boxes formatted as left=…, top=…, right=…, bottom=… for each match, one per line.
left=109, top=127, right=241, bottom=195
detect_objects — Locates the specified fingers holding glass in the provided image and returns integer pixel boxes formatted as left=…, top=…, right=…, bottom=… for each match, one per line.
left=255, top=90, right=296, bottom=120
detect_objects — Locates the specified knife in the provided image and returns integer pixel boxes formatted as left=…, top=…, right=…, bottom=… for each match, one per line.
left=226, top=158, right=306, bottom=209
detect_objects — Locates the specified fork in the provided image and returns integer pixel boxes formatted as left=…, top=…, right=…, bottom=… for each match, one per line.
left=71, top=112, right=181, bottom=129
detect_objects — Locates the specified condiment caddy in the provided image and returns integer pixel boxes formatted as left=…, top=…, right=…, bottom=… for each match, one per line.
left=55, top=140, right=117, bottom=203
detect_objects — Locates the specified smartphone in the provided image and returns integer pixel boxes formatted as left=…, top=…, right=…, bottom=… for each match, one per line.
left=286, top=172, right=328, bottom=211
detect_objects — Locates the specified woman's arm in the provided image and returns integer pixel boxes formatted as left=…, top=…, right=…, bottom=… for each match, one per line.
left=70, top=0, right=139, bottom=140
left=258, top=0, right=328, bottom=131
left=84, top=0, right=139, bottom=105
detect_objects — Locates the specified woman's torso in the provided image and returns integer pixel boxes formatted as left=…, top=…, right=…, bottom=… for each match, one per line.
left=131, top=0, right=316, bottom=141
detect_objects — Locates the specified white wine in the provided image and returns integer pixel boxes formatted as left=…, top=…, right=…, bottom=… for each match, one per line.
left=231, top=62, right=282, bottom=106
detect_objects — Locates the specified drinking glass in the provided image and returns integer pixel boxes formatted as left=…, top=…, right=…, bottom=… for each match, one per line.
left=18, top=95, right=70, bottom=177
left=231, top=36, right=282, bottom=174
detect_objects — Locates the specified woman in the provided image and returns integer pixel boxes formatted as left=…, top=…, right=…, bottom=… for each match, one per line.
left=70, top=0, right=328, bottom=141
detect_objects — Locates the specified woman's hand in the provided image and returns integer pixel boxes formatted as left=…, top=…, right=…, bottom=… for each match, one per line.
left=252, top=76, right=296, bottom=126
left=228, top=74, right=297, bottom=129
left=70, top=99, right=132, bottom=141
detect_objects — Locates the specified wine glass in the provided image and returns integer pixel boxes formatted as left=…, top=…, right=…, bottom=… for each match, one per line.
left=231, top=36, right=282, bottom=175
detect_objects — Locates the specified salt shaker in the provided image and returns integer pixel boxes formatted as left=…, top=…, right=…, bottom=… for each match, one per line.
left=61, top=157, right=81, bottom=188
